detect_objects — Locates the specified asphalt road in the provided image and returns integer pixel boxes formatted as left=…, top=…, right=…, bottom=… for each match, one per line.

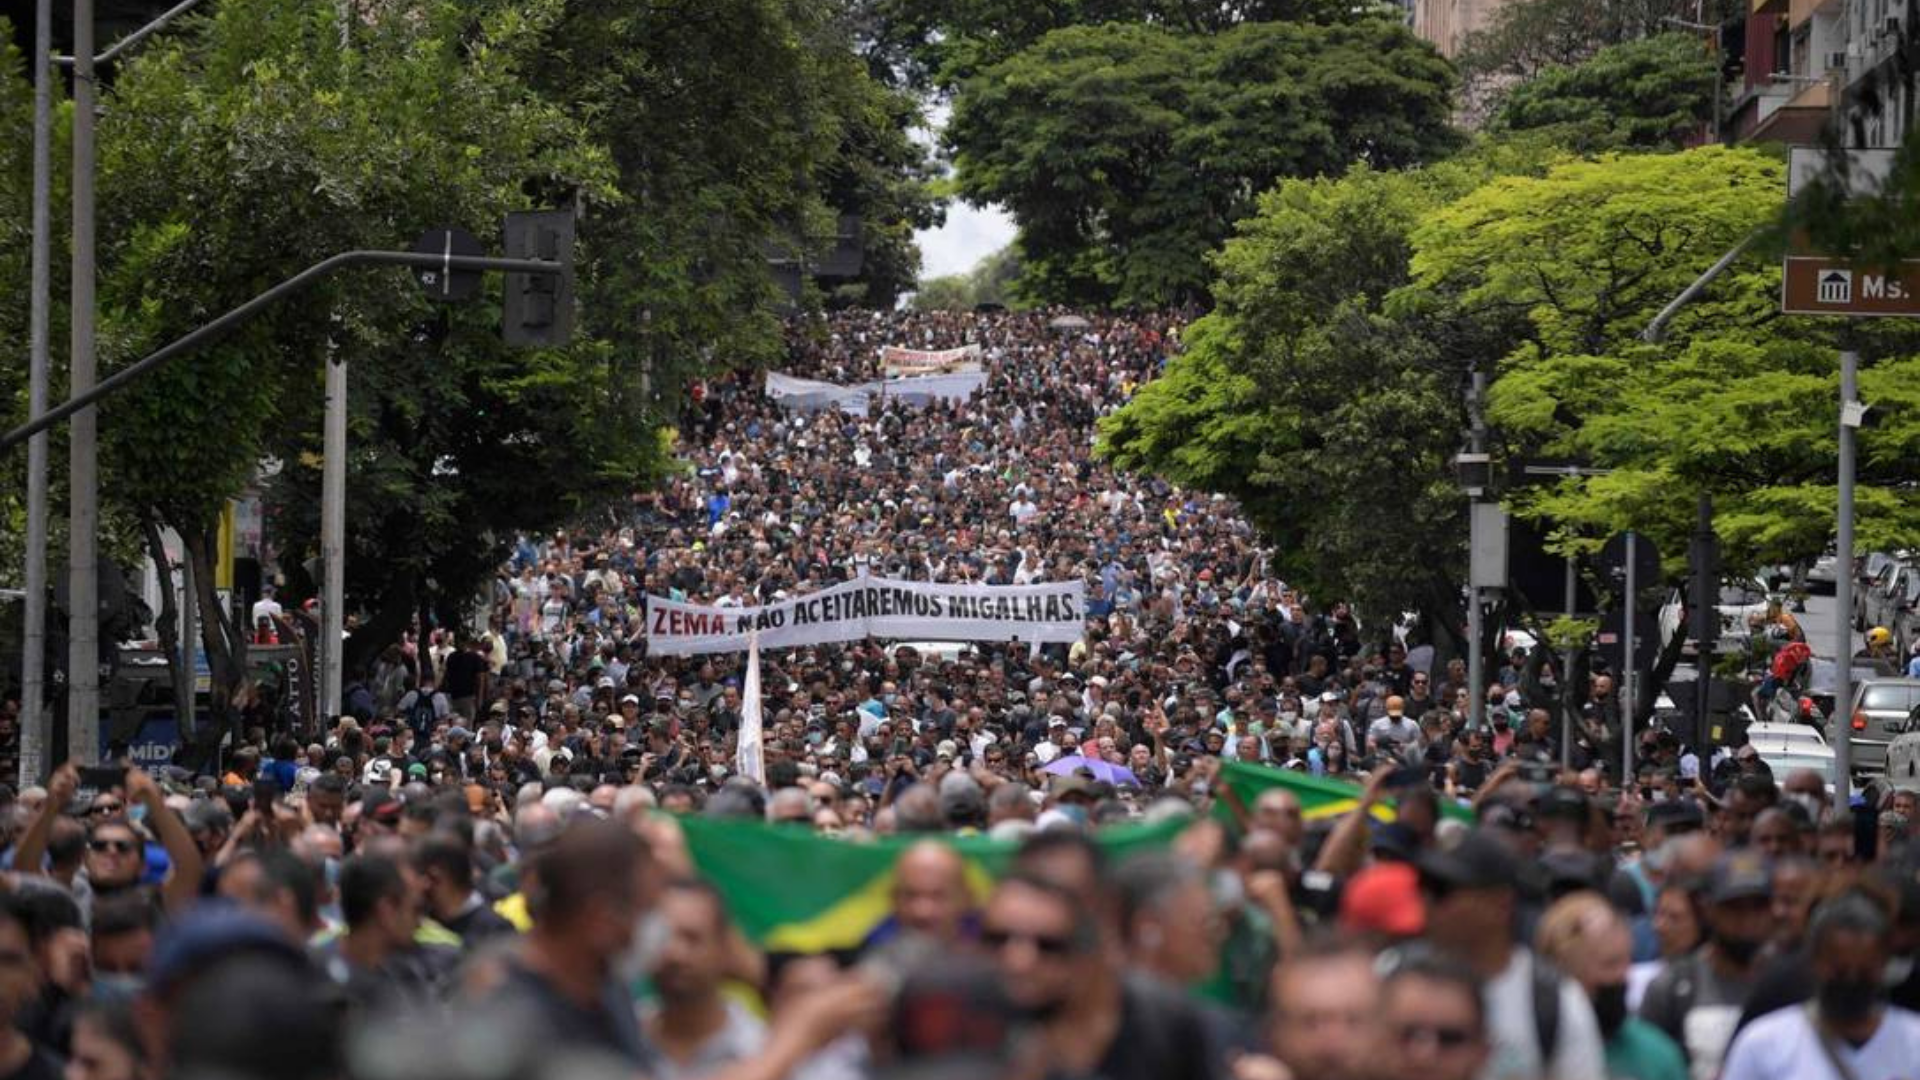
left=1799, top=591, right=1865, bottom=661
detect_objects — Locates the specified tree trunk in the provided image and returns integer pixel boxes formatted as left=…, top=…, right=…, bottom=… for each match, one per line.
left=139, top=519, right=193, bottom=741
left=341, top=564, right=416, bottom=685
left=177, top=523, right=246, bottom=771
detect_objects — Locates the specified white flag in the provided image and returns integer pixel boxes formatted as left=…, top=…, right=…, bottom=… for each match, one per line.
left=735, top=630, right=764, bottom=784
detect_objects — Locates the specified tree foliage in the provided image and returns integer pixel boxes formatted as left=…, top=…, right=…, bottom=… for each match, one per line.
left=1099, top=139, right=1551, bottom=634
left=1458, top=0, right=1719, bottom=85
left=947, top=20, right=1458, bottom=308
left=1415, top=147, right=1920, bottom=571
left=857, top=0, right=1366, bottom=89
left=1491, top=33, right=1718, bottom=151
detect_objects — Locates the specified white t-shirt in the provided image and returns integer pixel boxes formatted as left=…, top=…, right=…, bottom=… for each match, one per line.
left=251, top=596, right=283, bottom=625
left=1721, top=1004, right=1920, bottom=1080
left=1481, top=948, right=1606, bottom=1080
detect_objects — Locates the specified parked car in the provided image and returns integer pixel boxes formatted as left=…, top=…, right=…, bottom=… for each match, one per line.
left=1750, top=737, right=1838, bottom=791
left=1861, top=560, right=1918, bottom=641
left=1833, top=677, right=1920, bottom=775
left=1714, top=577, right=1776, bottom=654
left=1856, top=554, right=1901, bottom=632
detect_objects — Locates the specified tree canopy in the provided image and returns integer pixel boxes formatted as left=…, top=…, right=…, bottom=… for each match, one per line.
left=946, top=19, right=1458, bottom=308
left=1490, top=33, right=1719, bottom=151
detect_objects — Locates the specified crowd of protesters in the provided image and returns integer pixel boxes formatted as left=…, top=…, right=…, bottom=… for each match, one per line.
left=0, top=308, right=1916, bottom=1080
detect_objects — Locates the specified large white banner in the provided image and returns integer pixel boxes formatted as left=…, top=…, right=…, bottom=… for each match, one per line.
left=880, top=344, right=982, bottom=376
left=645, top=576, right=1086, bottom=656
left=764, top=370, right=985, bottom=414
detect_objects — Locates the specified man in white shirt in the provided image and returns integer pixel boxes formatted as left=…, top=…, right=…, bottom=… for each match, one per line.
left=1419, top=831, right=1607, bottom=1080
left=250, top=585, right=283, bottom=627
left=1722, top=892, right=1920, bottom=1080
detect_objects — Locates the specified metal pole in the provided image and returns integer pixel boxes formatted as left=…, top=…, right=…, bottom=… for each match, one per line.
left=178, top=550, right=196, bottom=739
left=1466, top=368, right=1486, bottom=733
left=68, top=0, right=101, bottom=765
left=1834, top=350, right=1857, bottom=803
left=1563, top=555, right=1576, bottom=770
left=320, top=351, right=347, bottom=723
left=1623, top=531, right=1638, bottom=783
left=21, top=0, right=54, bottom=786
left=1, top=251, right=560, bottom=452
left=1693, top=494, right=1714, bottom=746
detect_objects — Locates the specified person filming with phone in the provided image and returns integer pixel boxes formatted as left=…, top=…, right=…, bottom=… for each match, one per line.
left=12, top=764, right=203, bottom=921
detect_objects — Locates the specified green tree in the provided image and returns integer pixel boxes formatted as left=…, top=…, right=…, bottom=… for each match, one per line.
left=1099, top=140, right=1551, bottom=638
left=92, top=0, right=620, bottom=737
left=1458, top=0, right=1720, bottom=86
left=1491, top=33, right=1718, bottom=151
left=947, top=20, right=1458, bottom=307
left=859, top=0, right=1364, bottom=89
left=1414, top=146, right=1920, bottom=578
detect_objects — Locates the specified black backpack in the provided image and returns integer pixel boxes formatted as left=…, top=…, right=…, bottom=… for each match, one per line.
left=407, top=690, right=438, bottom=737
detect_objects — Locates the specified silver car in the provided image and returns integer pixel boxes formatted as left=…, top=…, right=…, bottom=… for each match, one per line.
left=1836, top=677, right=1920, bottom=775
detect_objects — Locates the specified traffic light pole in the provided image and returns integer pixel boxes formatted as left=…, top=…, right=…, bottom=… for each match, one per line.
left=70, top=0, right=100, bottom=765
left=21, top=0, right=53, bottom=784
left=0, top=250, right=563, bottom=453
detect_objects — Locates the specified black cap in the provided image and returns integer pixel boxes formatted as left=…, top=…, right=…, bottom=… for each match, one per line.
left=1417, top=831, right=1521, bottom=891
left=1539, top=786, right=1590, bottom=822
left=1646, top=799, right=1706, bottom=833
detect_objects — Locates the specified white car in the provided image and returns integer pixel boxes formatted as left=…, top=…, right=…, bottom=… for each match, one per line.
left=1744, top=721, right=1828, bottom=750
left=1751, top=740, right=1837, bottom=791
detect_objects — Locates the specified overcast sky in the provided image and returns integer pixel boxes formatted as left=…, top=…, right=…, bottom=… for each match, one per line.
left=915, top=200, right=1016, bottom=280
left=909, top=101, right=1016, bottom=283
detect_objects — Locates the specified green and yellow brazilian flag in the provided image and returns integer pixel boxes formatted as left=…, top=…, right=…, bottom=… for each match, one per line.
left=681, top=763, right=1468, bottom=951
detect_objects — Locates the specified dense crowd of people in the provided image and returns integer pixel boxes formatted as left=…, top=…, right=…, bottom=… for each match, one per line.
left=0, top=308, right=1916, bottom=1080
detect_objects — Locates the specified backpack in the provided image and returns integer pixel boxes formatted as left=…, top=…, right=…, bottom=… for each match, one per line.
left=1531, top=954, right=1563, bottom=1063
left=406, top=691, right=439, bottom=737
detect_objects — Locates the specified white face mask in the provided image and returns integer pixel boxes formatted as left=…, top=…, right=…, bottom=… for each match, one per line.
left=613, top=909, right=670, bottom=985
left=1886, top=955, right=1915, bottom=988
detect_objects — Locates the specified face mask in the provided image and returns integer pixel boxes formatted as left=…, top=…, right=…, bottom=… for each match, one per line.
left=91, top=973, right=145, bottom=1002
left=1818, top=976, right=1886, bottom=1024
left=614, top=909, right=670, bottom=986
left=1714, top=930, right=1766, bottom=966
left=1885, top=956, right=1915, bottom=988
left=806, top=731, right=824, bottom=746
left=1591, top=983, right=1629, bottom=1038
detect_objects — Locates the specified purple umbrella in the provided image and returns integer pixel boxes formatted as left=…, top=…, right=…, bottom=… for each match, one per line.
left=1040, top=754, right=1140, bottom=787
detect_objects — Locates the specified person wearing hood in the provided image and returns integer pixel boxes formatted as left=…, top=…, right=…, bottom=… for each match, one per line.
left=1536, top=893, right=1686, bottom=1080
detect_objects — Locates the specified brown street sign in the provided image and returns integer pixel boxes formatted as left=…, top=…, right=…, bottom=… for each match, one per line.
left=1781, top=257, right=1920, bottom=317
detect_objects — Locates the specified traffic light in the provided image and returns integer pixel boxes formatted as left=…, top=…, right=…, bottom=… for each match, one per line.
left=502, top=209, right=576, bottom=347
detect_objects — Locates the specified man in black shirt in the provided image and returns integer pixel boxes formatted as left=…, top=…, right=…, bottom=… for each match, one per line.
left=442, top=636, right=490, bottom=721
left=981, top=871, right=1220, bottom=1080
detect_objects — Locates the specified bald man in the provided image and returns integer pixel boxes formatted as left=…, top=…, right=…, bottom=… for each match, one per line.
left=890, top=840, right=972, bottom=945
left=1254, top=789, right=1305, bottom=850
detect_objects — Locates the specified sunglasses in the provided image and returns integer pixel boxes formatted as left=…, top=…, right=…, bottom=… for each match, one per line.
left=1395, top=1023, right=1477, bottom=1050
left=88, top=839, right=137, bottom=854
left=89, top=802, right=123, bottom=816
left=980, top=927, right=1076, bottom=956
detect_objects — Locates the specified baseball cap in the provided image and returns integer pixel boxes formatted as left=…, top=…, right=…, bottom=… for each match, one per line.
left=1707, top=851, right=1773, bottom=904
left=936, top=740, right=958, bottom=760
left=620, top=694, right=641, bottom=705
left=1416, top=830, right=1521, bottom=892
left=1049, top=774, right=1097, bottom=802
left=1646, top=800, right=1705, bottom=834
left=1319, top=691, right=1341, bottom=704
left=1047, top=716, right=1068, bottom=729
left=1340, top=862, right=1425, bottom=938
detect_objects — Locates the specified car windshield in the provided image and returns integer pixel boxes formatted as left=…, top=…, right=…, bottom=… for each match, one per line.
left=1759, top=752, right=1835, bottom=775
left=1861, top=684, right=1920, bottom=712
